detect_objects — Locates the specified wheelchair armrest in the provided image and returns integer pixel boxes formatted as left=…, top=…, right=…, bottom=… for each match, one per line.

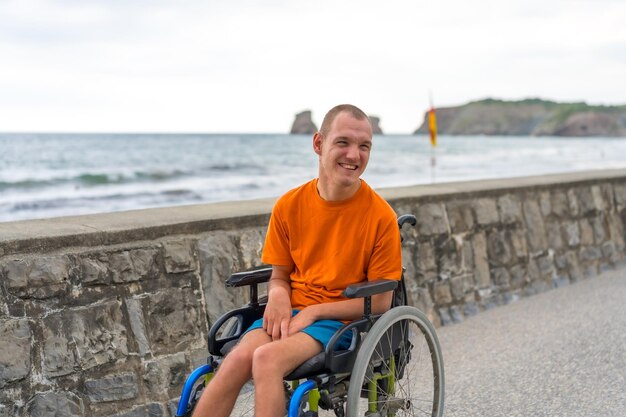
left=226, top=267, right=272, bottom=288
left=208, top=304, right=265, bottom=356
left=343, top=279, right=398, bottom=299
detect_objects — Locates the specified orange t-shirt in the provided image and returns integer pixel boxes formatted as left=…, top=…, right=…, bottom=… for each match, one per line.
left=261, top=179, right=402, bottom=310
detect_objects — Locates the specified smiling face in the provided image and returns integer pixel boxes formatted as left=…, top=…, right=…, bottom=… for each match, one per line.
left=313, top=111, right=373, bottom=201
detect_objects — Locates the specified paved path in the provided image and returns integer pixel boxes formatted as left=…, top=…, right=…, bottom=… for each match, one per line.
left=436, top=268, right=626, bottom=417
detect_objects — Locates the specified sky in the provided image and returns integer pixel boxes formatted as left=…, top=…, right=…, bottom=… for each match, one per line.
left=0, top=0, right=625, bottom=134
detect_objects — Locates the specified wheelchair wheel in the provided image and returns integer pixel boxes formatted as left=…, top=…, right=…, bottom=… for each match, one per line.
left=346, top=306, right=444, bottom=417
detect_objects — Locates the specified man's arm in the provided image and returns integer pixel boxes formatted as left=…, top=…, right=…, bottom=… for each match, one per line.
left=263, top=264, right=294, bottom=340
left=288, top=290, right=393, bottom=336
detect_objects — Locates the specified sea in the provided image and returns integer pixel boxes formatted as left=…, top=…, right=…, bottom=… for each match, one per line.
left=1, top=133, right=625, bottom=223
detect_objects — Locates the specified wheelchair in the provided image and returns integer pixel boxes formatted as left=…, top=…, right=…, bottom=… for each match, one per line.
left=176, top=214, right=445, bottom=417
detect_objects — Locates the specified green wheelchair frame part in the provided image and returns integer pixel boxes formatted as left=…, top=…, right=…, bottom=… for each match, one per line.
left=291, top=380, right=321, bottom=412
left=367, top=356, right=396, bottom=414
left=205, top=371, right=215, bottom=385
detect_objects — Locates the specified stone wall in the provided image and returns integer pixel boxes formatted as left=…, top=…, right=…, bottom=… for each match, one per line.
left=1, top=169, right=625, bottom=416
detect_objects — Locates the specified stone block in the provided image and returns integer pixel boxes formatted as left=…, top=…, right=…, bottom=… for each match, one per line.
left=416, top=241, right=436, bottom=271
left=576, top=187, right=597, bottom=215
left=600, top=184, right=615, bottom=210
left=539, top=191, right=552, bottom=217
left=502, top=292, right=521, bottom=305
left=110, top=403, right=165, bottom=417
left=607, top=213, right=625, bottom=250
left=438, top=308, right=452, bottom=326
left=433, top=282, right=452, bottom=304
left=463, top=301, right=480, bottom=317
left=579, top=219, right=594, bottom=245
left=591, top=185, right=606, bottom=211
left=614, top=184, right=626, bottom=208
left=143, top=288, right=206, bottom=356
left=565, top=251, right=584, bottom=282
left=509, top=264, right=528, bottom=288
left=416, top=204, right=448, bottom=236
left=197, top=233, right=247, bottom=325
left=567, top=188, right=580, bottom=217
left=125, top=298, right=151, bottom=357
left=473, top=198, right=499, bottom=225
left=42, top=301, right=128, bottom=377
left=109, top=251, right=140, bottom=283
left=410, top=287, right=433, bottom=315
left=415, top=271, right=437, bottom=287
left=25, top=391, right=84, bottom=417
left=590, top=216, right=607, bottom=244
left=438, top=238, right=463, bottom=276
left=491, top=267, right=510, bottom=288
left=143, top=353, right=187, bottom=396
left=163, top=240, right=195, bottom=274
left=449, top=306, right=463, bottom=323
left=601, top=242, right=624, bottom=265
left=130, top=248, right=159, bottom=279
left=545, top=221, right=564, bottom=250
left=462, top=242, right=474, bottom=270
left=477, top=291, right=498, bottom=310
left=562, top=221, right=581, bottom=248
left=584, top=265, right=598, bottom=278
left=552, top=276, right=570, bottom=288
left=79, top=257, right=110, bottom=286
left=580, top=246, right=603, bottom=263
left=3, top=256, right=69, bottom=299
left=445, top=201, right=474, bottom=233
left=498, top=194, right=523, bottom=224
left=238, top=228, right=265, bottom=270
left=527, top=259, right=541, bottom=281
left=522, top=200, right=548, bottom=253
left=536, top=255, right=556, bottom=280
left=508, top=229, right=528, bottom=259
left=471, top=233, right=490, bottom=288
left=449, top=275, right=469, bottom=301
left=0, top=318, right=31, bottom=387
left=550, top=191, right=569, bottom=217
left=524, top=280, right=550, bottom=296
left=85, top=373, right=138, bottom=403
left=487, top=230, right=512, bottom=266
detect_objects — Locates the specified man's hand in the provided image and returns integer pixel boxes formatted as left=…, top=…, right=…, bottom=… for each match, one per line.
left=288, top=305, right=317, bottom=335
left=262, top=264, right=293, bottom=340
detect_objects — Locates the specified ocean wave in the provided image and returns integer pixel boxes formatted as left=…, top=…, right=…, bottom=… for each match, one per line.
left=0, top=169, right=192, bottom=191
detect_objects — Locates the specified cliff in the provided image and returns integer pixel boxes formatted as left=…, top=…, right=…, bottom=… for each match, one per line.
left=290, top=110, right=318, bottom=134
left=369, top=115, right=383, bottom=134
left=414, top=98, right=626, bottom=137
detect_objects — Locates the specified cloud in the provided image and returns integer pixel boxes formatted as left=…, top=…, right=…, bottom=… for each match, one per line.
left=0, top=0, right=625, bottom=133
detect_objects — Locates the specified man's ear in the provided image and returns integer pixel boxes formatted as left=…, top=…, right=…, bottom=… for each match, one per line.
left=313, top=132, right=323, bottom=156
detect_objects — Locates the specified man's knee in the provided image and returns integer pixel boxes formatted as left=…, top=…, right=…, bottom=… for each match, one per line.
left=251, top=343, right=281, bottom=378
left=218, top=343, right=255, bottom=380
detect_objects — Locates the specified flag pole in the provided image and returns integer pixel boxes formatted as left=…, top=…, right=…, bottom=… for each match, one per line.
left=428, top=92, right=438, bottom=183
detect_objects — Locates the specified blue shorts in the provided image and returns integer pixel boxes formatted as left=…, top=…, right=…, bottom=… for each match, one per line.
left=245, top=310, right=352, bottom=350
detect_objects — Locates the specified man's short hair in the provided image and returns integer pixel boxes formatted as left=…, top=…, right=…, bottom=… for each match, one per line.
left=319, top=104, right=370, bottom=136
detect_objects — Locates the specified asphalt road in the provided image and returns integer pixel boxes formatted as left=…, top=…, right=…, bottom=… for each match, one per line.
left=436, top=268, right=626, bottom=417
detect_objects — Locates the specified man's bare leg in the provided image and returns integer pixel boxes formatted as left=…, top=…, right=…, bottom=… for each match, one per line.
left=192, top=329, right=271, bottom=417
left=252, top=333, right=323, bottom=417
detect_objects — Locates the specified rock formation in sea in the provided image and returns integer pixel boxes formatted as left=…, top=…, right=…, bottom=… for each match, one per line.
left=369, top=116, right=383, bottom=134
left=414, top=98, right=626, bottom=137
left=290, top=110, right=318, bottom=134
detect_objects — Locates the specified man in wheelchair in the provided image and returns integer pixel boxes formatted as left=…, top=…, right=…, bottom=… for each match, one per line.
left=191, top=104, right=403, bottom=417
